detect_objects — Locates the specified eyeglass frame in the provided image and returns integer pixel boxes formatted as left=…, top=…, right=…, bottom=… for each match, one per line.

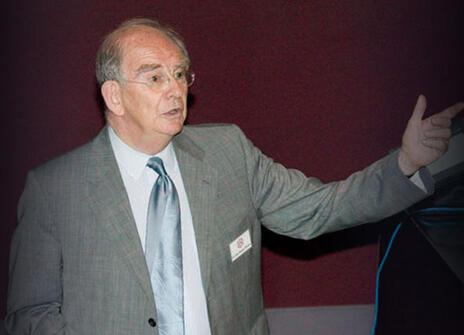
left=117, top=67, right=195, bottom=90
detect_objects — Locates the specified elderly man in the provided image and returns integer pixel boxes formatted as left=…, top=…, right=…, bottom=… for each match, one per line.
left=6, top=18, right=462, bottom=335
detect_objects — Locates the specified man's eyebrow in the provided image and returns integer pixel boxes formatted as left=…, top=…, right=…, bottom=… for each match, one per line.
left=134, top=64, right=161, bottom=76
left=134, top=60, right=191, bottom=76
left=177, top=60, right=190, bottom=69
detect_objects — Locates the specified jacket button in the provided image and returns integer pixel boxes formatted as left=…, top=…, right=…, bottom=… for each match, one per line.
left=148, top=318, right=156, bottom=327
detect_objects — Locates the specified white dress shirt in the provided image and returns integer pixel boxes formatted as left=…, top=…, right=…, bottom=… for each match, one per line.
left=108, top=127, right=212, bottom=335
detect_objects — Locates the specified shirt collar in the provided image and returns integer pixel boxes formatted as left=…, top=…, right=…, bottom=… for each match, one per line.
left=108, top=126, right=176, bottom=180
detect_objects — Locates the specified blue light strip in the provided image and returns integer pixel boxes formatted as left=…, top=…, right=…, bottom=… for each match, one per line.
left=370, top=222, right=403, bottom=335
left=413, top=207, right=464, bottom=215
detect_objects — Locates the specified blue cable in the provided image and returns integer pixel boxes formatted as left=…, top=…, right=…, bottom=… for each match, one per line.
left=369, top=222, right=403, bottom=335
left=412, top=207, right=464, bottom=227
left=413, top=207, right=464, bottom=215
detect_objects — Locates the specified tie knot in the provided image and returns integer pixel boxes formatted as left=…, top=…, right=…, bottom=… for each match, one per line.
left=147, top=157, right=167, bottom=176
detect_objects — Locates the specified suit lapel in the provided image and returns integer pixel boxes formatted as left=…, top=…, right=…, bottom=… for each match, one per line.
left=83, top=127, right=216, bottom=302
left=86, top=128, right=154, bottom=303
left=173, top=130, right=217, bottom=293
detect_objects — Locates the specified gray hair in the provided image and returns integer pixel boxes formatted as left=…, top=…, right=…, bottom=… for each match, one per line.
left=95, top=18, right=190, bottom=87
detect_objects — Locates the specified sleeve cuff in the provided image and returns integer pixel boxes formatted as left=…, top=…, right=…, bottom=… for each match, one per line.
left=408, top=167, right=435, bottom=194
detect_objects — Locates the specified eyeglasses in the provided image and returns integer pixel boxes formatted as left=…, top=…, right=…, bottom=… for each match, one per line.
left=120, top=68, right=195, bottom=90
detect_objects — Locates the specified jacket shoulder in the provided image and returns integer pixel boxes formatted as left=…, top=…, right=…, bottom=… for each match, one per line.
left=30, top=131, right=103, bottom=183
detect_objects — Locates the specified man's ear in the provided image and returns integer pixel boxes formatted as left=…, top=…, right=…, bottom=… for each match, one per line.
left=101, top=80, right=124, bottom=116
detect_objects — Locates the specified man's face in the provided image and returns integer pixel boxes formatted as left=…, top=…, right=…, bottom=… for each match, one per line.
left=116, top=27, right=188, bottom=144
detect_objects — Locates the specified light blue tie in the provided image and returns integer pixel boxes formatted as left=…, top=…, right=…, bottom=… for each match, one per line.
left=145, top=157, right=184, bottom=335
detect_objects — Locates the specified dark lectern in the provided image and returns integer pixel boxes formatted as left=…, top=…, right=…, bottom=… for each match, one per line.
left=376, top=116, right=464, bottom=334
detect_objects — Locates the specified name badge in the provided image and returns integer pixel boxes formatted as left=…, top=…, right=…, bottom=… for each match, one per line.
left=229, top=229, right=252, bottom=262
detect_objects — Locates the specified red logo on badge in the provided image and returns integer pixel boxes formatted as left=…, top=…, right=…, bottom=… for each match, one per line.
left=237, top=237, right=244, bottom=249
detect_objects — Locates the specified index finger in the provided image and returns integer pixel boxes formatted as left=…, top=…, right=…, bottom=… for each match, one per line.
left=437, top=102, right=464, bottom=119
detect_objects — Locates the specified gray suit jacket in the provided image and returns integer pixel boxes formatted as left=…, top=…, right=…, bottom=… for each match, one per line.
left=6, top=124, right=431, bottom=334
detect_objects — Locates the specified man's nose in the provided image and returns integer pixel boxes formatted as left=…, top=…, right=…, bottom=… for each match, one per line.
left=164, top=75, right=184, bottom=97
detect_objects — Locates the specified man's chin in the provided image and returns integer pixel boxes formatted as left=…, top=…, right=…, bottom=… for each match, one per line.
left=163, top=122, right=185, bottom=137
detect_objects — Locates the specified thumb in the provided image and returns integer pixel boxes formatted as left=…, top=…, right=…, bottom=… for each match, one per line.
left=410, top=94, right=427, bottom=122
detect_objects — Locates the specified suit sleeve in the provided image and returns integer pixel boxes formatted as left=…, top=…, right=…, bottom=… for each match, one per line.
left=232, top=125, right=434, bottom=239
left=5, top=171, right=66, bottom=334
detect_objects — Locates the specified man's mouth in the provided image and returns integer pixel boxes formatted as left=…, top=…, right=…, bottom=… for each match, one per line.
left=163, top=108, right=182, bottom=117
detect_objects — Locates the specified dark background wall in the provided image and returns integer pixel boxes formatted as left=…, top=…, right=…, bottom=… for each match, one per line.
left=1, top=0, right=463, bottom=318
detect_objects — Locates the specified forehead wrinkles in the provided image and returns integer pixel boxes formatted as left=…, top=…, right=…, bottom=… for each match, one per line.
left=119, top=27, right=186, bottom=74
